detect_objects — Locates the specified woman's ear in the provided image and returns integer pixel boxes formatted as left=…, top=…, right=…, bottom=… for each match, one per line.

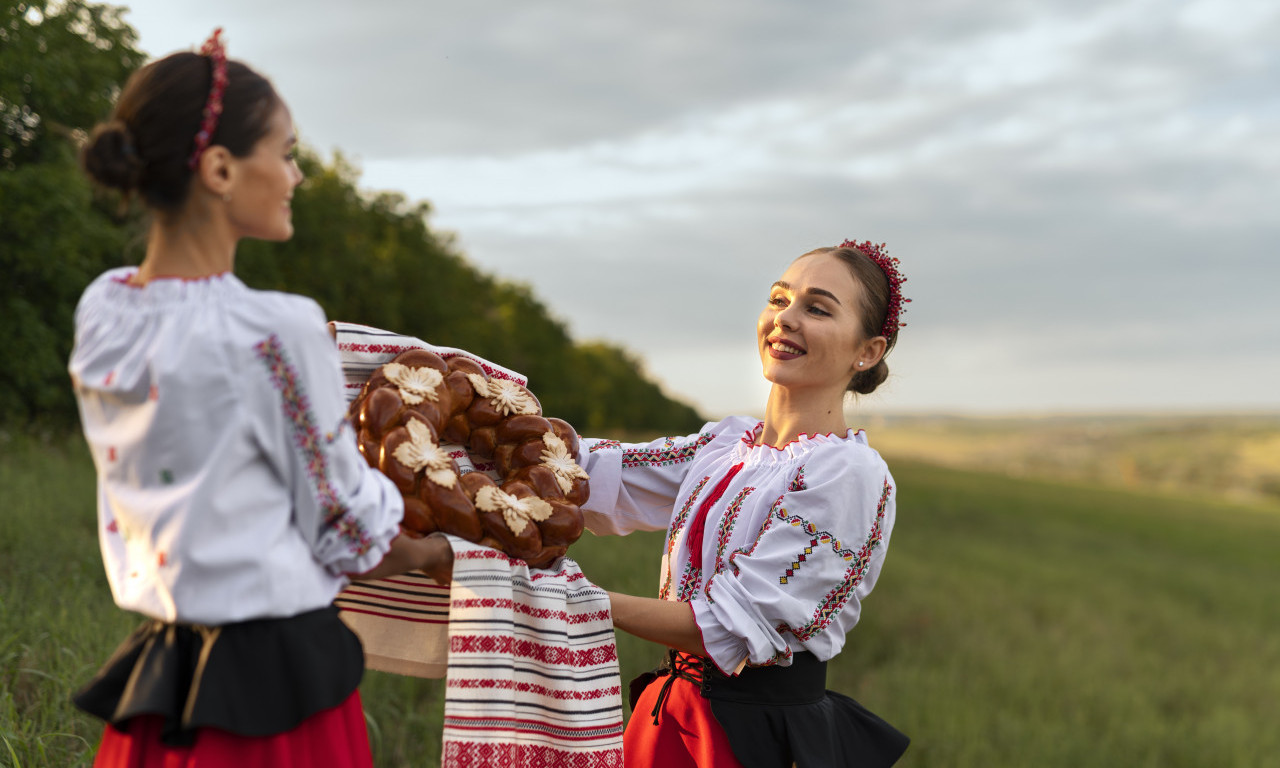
left=852, top=335, right=888, bottom=374
left=194, top=145, right=235, bottom=199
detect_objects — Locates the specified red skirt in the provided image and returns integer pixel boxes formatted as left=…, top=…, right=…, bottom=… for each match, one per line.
left=625, top=674, right=744, bottom=768
left=92, top=690, right=372, bottom=768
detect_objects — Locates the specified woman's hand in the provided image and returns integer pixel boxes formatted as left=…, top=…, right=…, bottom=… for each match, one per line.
left=350, top=532, right=454, bottom=584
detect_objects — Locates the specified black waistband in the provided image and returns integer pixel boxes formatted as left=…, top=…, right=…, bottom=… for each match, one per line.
left=73, top=605, right=364, bottom=746
left=647, top=649, right=827, bottom=724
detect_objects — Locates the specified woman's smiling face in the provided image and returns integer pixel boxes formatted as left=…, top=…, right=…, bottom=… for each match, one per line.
left=757, top=251, right=868, bottom=394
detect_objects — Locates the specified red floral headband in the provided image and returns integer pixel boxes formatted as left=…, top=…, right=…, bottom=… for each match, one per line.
left=187, top=28, right=228, bottom=170
left=838, top=239, right=910, bottom=338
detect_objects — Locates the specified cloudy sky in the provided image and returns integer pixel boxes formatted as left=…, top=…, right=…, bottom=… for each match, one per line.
left=115, top=0, right=1278, bottom=418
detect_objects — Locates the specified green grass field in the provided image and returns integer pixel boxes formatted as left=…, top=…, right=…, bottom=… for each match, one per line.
left=3, top=434, right=1278, bottom=767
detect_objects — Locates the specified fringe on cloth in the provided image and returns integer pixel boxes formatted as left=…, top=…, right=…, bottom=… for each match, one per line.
left=441, top=539, right=624, bottom=767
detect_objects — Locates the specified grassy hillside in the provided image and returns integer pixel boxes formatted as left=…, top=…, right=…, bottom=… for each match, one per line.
left=2, top=434, right=1277, bottom=767
left=867, top=412, right=1280, bottom=507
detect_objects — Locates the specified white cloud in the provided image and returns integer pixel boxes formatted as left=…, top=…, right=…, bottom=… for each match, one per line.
left=116, top=0, right=1280, bottom=416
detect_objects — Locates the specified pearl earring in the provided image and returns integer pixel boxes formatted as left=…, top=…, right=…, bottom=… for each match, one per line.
left=857, top=362, right=864, bottom=367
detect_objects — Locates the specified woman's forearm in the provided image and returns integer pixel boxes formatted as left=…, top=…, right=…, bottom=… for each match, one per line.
left=351, top=533, right=454, bottom=584
left=607, top=591, right=707, bottom=657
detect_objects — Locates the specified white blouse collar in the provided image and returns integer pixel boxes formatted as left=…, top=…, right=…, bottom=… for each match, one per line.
left=734, top=420, right=866, bottom=464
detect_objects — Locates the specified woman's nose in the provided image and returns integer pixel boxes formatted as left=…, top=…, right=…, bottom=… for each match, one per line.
left=775, top=305, right=799, bottom=331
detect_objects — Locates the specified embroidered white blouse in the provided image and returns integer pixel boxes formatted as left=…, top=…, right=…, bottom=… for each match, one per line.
left=579, top=415, right=897, bottom=675
left=68, top=268, right=403, bottom=625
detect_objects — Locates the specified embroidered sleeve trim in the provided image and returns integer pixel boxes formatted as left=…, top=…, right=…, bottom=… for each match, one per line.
left=621, top=432, right=715, bottom=468
left=255, top=334, right=373, bottom=556
left=587, top=439, right=621, bottom=453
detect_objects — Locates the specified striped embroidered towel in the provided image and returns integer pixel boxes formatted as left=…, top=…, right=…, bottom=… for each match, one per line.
left=441, top=539, right=624, bottom=767
left=331, top=321, right=523, bottom=678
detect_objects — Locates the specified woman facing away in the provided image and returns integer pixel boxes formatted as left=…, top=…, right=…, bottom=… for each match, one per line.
left=69, top=30, right=451, bottom=768
left=576, top=241, right=912, bottom=767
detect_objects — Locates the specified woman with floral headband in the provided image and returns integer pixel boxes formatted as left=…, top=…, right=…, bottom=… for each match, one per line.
left=70, top=30, right=451, bottom=767
left=577, top=241, right=912, bottom=767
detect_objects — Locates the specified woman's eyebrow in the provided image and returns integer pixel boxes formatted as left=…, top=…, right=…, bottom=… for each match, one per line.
left=806, top=287, right=841, bottom=305
left=773, top=281, right=841, bottom=305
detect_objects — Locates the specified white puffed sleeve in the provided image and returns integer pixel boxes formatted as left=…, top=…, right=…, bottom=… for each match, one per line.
left=247, top=303, right=404, bottom=576
left=692, top=445, right=896, bottom=674
left=576, top=421, right=732, bottom=536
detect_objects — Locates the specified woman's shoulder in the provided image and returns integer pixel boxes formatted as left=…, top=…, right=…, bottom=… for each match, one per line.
left=237, top=285, right=326, bottom=329
left=797, top=429, right=893, bottom=487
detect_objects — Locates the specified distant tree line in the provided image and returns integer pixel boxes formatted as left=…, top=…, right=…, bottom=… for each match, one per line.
left=0, top=0, right=703, bottom=434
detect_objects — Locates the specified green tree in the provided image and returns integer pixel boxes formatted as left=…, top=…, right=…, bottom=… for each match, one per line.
left=1, top=2, right=702, bottom=435
left=0, top=0, right=144, bottom=428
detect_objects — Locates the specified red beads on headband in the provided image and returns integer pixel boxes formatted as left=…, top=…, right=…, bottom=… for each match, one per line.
left=187, top=28, right=228, bottom=170
left=838, top=239, right=910, bottom=339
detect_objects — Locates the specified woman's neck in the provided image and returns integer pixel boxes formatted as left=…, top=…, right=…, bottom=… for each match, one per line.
left=133, top=206, right=237, bottom=284
left=758, top=384, right=849, bottom=448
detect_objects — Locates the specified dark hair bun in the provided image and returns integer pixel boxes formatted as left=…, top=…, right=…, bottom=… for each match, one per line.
left=81, top=120, right=143, bottom=192
left=849, top=359, right=889, bottom=395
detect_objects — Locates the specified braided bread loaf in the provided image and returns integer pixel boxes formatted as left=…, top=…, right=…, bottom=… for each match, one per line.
left=348, top=349, right=588, bottom=569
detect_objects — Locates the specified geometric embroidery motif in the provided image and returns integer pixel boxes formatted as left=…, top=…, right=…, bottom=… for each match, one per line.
left=674, top=558, right=702, bottom=603
left=702, top=486, right=755, bottom=602
left=622, top=432, right=715, bottom=468
left=659, top=475, right=711, bottom=601
left=781, top=478, right=892, bottom=641
left=255, top=334, right=373, bottom=556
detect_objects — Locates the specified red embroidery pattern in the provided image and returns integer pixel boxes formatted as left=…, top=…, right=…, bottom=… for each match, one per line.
left=338, top=342, right=525, bottom=383
left=588, top=439, right=621, bottom=453
left=714, top=487, right=754, bottom=566
left=450, top=635, right=618, bottom=666
left=454, top=548, right=588, bottom=582
left=781, top=478, right=892, bottom=641
left=659, top=475, right=711, bottom=600
left=442, top=740, right=623, bottom=767
left=451, top=598, right=611, bottom=625
left=621, top=432, right=714, bottom=468
left=255, top=334, right=373, bottom=556
left=448, top=677, right=622, bottom=701
left=789, top=465, right=807, bottom=492
left=674, top=560, right=702, bottom=603
left=703, top=486, right=756, bottom=601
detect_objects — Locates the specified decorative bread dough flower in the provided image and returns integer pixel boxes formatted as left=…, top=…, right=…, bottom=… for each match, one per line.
left=392, top=420, right=456, bottom=488
left=384, top=363, right=443, bottom=405
left=540, top=431, right=589, bottom=495
left=467, top=373, right=538, bottom=416
left=475, top=485, right=553, bottom=535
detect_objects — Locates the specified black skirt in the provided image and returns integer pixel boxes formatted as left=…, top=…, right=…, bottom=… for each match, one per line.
left=73, top=605, right=364, bottom=747
left=634, top=650, right=909, bottom=768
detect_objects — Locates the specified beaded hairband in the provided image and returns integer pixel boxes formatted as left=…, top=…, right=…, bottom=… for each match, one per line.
left=187, top=28, right=228, bottom=170
left=838, top=239, right=910, bottom=338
